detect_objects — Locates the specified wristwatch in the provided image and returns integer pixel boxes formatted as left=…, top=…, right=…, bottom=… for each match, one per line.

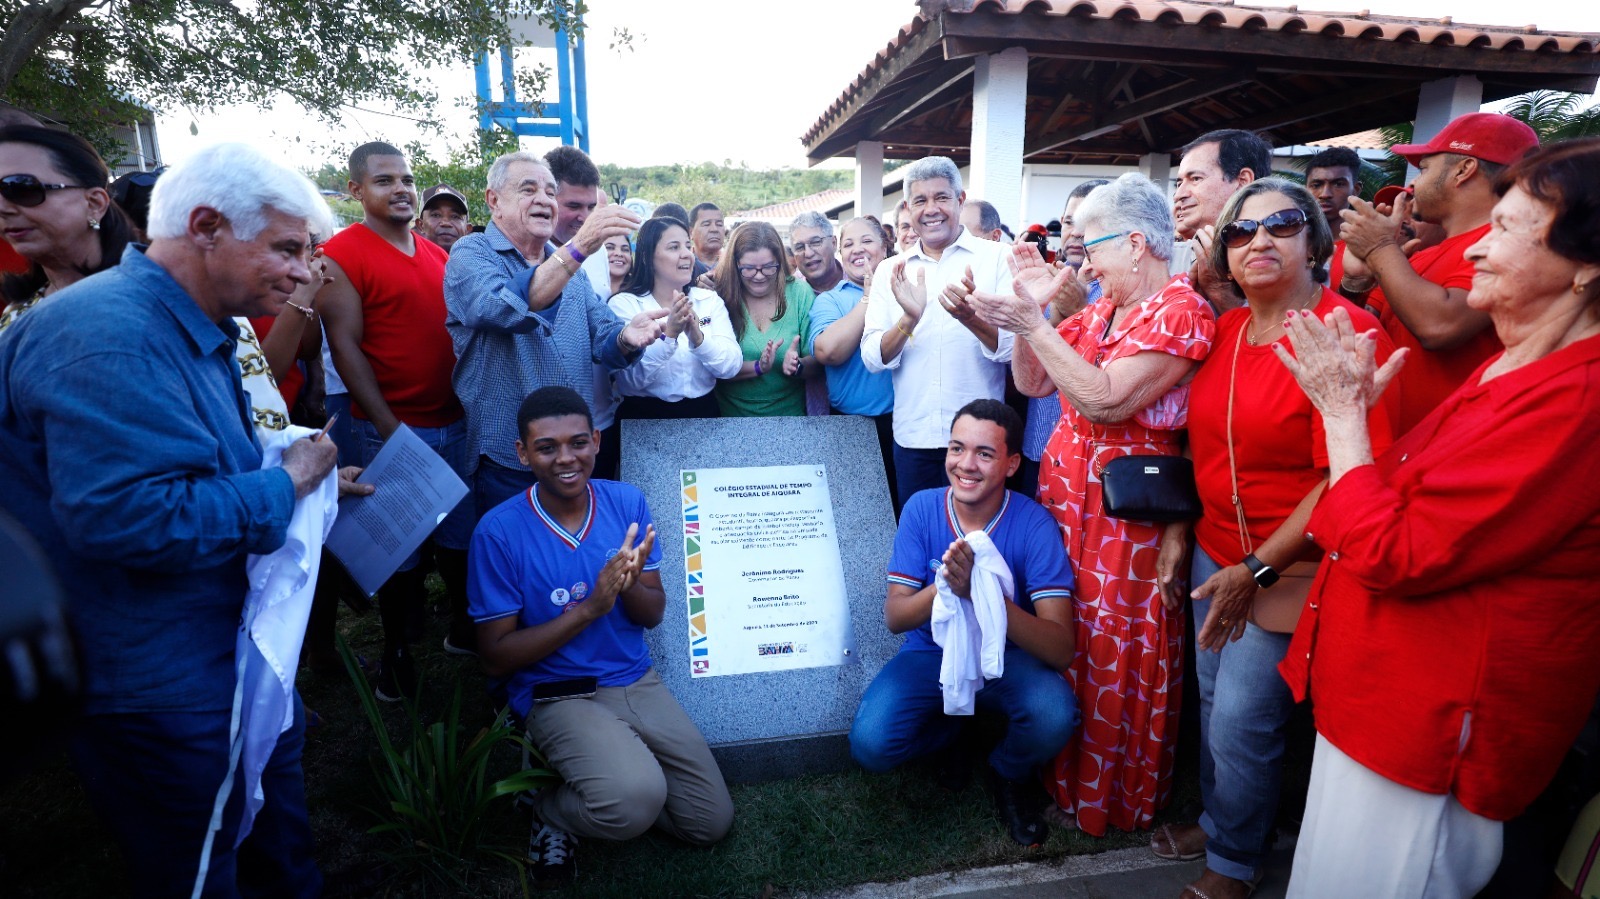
left=1242, top=553, right=1280, bottom=588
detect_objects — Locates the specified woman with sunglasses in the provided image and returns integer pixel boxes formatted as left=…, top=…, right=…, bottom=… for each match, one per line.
left=1153, top=179, right=1399, bottom=899
left=0, top=125, right=136, bottom=332
left=607, top=217, right=740, bottom=419
left=966, top=173, right=1215, bottom=840
left=712, top=221, right=819, bottom=417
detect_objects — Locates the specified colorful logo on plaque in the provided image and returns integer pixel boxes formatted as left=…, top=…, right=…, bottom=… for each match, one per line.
left=682, top=470, right=710, bottom=675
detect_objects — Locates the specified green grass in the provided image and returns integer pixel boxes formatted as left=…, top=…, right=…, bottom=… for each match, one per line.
left=0, top=576, right=1194, bottom=898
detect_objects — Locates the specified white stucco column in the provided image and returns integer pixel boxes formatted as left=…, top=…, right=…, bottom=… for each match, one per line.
left=1140, top=152, right=1172, bottom=198
left=969, top=47, right=1028, bottom=230
left=854, top=140, right=885, bottom=223
left=1410, top=75, right=1484, bottom=178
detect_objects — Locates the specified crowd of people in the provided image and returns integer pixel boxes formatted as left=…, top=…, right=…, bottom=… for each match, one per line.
left=2, top=101, right=1599, bottom=899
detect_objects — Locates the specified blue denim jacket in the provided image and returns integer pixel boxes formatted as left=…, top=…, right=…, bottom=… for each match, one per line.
left=444, top=223, right=635, bottom=474
left=0, top=247, right=295, bottom=714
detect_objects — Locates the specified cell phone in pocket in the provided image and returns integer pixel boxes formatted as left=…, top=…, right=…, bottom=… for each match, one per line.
left=531, top=676, right=598, bottom=703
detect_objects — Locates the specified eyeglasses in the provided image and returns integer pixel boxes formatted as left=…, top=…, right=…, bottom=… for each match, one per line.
left=790, top=236, right=831, bottom=255
left=1219, top=208, right=1309, bottom=248
left=737, top=262, right=781, bottom=279
left=1, top=174, right=88, bottom=208
left=1081, top=232, right=1127, bottom=261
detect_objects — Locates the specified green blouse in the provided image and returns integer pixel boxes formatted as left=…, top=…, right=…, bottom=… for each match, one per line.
left=715, top=278, right=815, bottom=417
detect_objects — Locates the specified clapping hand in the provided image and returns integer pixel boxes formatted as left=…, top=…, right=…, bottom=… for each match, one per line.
left=620, top=307, right=670, bottom=351
left=1009, top=244, right=1085, bottom=316
left=592, top=523, right=657, bottom=617
left=572, top=205, right=642, bottom=257
left=757, top=338, right=779, bottom=376
left=888, top=258, right=929, bottom=322
left=1273, top=306, right=1407, bottom=420
left=1339, top=197, right=1405, bottom=261
left=664, top=290, right=695, bottom=340
left=781, top=336, right=803, bottom=376
left=941, top=538, right=975, bottom=600
left=939, top=266, right=978, bottom=324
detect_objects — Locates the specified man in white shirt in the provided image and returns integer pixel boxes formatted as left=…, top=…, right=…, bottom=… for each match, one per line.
left=861, top=156, right=1016, bottom=510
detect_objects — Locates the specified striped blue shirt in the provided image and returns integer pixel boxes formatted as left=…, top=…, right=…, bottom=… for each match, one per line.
left=444, top=223, right=636, bottom=474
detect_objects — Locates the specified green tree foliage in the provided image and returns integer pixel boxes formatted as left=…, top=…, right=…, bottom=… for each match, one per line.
left=598, top=162, right=854, bottom=214
left=0, top=0, right=569, bottom=163
left=1500, top=91, right=1600, bottom=142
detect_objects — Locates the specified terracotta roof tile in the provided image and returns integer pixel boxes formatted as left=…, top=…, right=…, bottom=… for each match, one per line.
left=733, top=189, right=853, bottom=220
left=802, top=0, right=1600, bottom=146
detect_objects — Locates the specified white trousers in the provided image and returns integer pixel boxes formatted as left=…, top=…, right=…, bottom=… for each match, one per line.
left=1288, top=733, right=1503, bottom=899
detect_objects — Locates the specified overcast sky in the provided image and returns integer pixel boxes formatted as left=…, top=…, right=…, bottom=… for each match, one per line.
left=155, top=0, right=1598, bottom=173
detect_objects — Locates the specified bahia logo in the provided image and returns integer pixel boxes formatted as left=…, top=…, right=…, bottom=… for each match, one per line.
left=757, top=642, right=795, bottom=656
left=549, top=587, right=571, bottom=607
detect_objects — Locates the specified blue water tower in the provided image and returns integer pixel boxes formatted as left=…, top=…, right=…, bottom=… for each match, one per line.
left=474, top=5, right=589, bottom=150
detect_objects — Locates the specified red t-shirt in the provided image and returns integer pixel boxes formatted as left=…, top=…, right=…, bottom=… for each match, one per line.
left=1367, top=223, right=1501, bottom=436
left=321, top=223, right=462, bottom=427
left=1188, top=289, right=1398, bottom=566
left=247, top=314, right=307, bottom=409
left=1281, top=334, right=1600, bottom=821
left=1327, top=240, right=1345, bottom=289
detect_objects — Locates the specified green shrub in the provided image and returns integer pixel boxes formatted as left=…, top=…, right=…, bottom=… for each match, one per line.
left=338, top=639, right=559, bottom=892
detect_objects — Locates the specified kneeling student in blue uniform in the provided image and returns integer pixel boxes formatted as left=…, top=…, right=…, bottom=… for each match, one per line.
left=849, top=399, right=1079, bottom=846
left=469, top=386, right=733, bottom=884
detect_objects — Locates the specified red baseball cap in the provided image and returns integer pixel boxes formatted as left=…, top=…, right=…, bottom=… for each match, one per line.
left=1390, top=113, right=1538, bottom=166
left=1372, top=184, right=1411, bottom=207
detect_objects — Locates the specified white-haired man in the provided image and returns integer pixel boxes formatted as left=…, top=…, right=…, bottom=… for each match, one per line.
left=0, top=143, right=338, bottom=895
left=860, top=155, right=1017, bottom=508
left=444, top=151, right=664, bottom=517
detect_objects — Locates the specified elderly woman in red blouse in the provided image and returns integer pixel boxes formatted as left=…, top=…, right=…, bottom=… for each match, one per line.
left=1274, top=138, right=1600, bottom=896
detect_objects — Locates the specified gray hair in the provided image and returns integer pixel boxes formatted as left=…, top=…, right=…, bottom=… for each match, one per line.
left=903, top=155, right=962, bottom=196
left=963, top=200, right=1001, bottom=234
left=487, top=150, right=548, bottom=194
left=146, top=143, right=331, bottom=242
left=789, top=210, right=833, bottom=237
left=1073, top=173, right=1175, bottom=262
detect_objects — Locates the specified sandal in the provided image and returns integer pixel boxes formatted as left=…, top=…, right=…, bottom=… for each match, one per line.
left=1179, top=868, right=1262, bottom=899
left=1151, top=821, right=1207, bottom=861
left=1042, top=804, right=1079, bottom=831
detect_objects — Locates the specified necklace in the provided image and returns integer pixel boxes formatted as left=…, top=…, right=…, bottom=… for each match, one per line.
left=1246, top=283, right=1321, bottom=346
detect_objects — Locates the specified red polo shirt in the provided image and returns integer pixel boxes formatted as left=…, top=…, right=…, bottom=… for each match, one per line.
left=1367, top=224, right=1501, bottom=436
left=1281, top=333, right=1600, bottom=821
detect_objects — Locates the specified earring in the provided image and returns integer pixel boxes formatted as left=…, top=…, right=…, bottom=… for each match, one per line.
left=89, top=218, right=101, bottom=231
left=1577, top=281, right=1590, bottom=295
left=1132, top=263, right=1139, bottom=274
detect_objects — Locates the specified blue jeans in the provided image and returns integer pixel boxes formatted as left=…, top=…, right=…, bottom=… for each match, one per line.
left=850, top=646, right=1078, bottom=781
left=473, top=456, right=537, bottom=523
left=323, top=392, right=359, bottom=469
left=1192, top=546, right=1295, bottom=882
left=892, top=443, right=948, bottom=514
left=355, top=418, right=474, bottom=567
left=69, top=698, right=320, bottom=898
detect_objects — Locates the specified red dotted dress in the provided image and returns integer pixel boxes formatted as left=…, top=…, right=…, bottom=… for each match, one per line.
left=1038, top=277, right=1215, bottom=835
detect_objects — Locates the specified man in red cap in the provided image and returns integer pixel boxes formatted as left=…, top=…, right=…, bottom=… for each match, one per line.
left=1337, top=112, right=1538, bottom=434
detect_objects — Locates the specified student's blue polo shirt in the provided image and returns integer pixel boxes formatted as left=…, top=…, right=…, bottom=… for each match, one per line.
left=886, top=487, right=1075, bottom=654
left=468, top=478, right=663, bottom=718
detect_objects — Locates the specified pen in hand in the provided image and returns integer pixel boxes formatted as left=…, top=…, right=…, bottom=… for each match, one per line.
left=313, top=412, right=338, bottom=443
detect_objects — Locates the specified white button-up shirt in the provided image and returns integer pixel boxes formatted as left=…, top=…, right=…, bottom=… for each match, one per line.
left=607, top=287, right=742, bottom=402
left=860, top=228, right=1015, bottom=448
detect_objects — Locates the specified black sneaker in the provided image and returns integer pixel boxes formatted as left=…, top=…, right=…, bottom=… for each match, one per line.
left=989, top=769, right=1048, bottom=847
left=527, top=821, right=577, bottom=887
left=373, top=649, right=418, bottom=703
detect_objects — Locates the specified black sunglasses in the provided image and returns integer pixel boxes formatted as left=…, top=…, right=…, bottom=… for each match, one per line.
left=1219, top=208, right=1309, bottom=248
left=0, top=174, right=88, bottom=208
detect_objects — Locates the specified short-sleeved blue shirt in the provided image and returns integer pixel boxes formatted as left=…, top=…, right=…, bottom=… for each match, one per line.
left=886, top=487, right=1075, bottom=654
left=808, top=279, right=894, bottom=416
left=468, top=478, right=664, bottom=718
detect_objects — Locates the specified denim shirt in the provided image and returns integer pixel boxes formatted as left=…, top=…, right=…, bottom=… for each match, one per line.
left=443, top=223, right=635, bottom=474
left=0, top=246, right=295, bottom=714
